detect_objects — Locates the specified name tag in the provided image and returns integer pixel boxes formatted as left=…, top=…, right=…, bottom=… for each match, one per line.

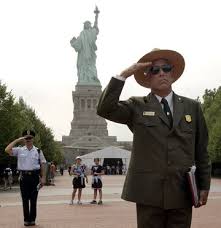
left=143, top=111, right=155, bottom=116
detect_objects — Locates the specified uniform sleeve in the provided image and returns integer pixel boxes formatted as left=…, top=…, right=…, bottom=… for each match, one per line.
left=11, top=147, right=21, bottom=157
left=97, top=77, right=133, bottom=125
left=40, top=151, right=47, bottom=163
left=195, top=102, right=211, bottom=190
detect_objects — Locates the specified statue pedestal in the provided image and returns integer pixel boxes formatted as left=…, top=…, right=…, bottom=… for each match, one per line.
left=62, top=84, right=117, bottom=163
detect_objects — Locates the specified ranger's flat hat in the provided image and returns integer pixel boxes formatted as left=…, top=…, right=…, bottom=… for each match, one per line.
left=134, top=48, right=185, bottom=88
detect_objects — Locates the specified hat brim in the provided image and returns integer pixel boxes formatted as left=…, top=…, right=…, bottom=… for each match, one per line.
left=24, top=135, right=34, bottom=138
left=134, top=49, right=185, bottom=88
left=22, top=130, right=35, bottom=137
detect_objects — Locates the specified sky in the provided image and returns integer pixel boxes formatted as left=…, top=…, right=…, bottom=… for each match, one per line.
left=0, top=0, right=221, bottom=142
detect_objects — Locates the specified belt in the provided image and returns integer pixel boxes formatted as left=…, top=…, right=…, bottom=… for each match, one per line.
left=20, top=170, right=40, bottom=175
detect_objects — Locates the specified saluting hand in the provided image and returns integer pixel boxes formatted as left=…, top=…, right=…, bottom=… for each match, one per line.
left=119, top=62, right=152, bottom=79
left=17, top=137, right=26, bottom=143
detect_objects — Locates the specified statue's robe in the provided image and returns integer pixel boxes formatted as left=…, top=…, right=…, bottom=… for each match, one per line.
left=71, top=27, right=100, bottom=84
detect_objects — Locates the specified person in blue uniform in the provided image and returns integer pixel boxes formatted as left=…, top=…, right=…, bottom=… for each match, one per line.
left=69, top=156, right=88, bottom=205
left=5, top=130, right=46, bottom=226
left=90, top=158, right=104, bottom=205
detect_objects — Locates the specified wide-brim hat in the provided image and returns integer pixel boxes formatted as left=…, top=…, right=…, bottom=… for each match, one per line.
left=134, top=48, right=185, bottom=88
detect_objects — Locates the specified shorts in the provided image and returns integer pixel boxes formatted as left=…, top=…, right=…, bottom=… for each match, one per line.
left=72, top=177, right=85, bottom=189
left=92, top=179, right=102, bottom=189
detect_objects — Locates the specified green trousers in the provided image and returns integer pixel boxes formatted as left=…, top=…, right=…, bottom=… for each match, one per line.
left=136, top=204, right=192, bottom=228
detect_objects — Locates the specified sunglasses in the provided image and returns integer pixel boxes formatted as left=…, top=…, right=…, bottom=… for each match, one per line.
left=148, top=64, right=173, bottom=75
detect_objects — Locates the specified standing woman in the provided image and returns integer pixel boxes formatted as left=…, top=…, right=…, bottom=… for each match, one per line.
left=70, top=157, right=88, bottom=205
left=90, top=158, right=104, bottom=205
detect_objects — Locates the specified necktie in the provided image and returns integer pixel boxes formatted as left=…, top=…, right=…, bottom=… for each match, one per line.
left=161, top=98, right=173, bottom=128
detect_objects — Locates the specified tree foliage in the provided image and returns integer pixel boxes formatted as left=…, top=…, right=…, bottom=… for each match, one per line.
left=201, top=87, right=221, bottom=162
left=0, top=81, right=63, bottom=166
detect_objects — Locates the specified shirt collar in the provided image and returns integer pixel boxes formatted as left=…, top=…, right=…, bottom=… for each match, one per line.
left=154, top=91, right=173, bottom=107
left=24, top=145, right=35, bottom=151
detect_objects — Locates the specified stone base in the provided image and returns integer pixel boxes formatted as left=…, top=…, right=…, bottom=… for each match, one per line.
left=62, top=83, right=118, bottom=163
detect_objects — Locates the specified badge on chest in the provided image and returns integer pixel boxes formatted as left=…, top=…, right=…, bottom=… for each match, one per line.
left=185, top=115, right=192, bottom=123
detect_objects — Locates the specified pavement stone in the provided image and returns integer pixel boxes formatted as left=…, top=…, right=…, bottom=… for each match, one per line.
left=0, top=172, right=221, bottom=227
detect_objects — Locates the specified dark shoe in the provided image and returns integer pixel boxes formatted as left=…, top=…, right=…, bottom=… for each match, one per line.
left=98, top=200, right=103, bottom=205
left=97, top=200, right=103, bottom=205
left=90, top=200, right=97, bottom=204
left=24, top=221, right=30, bottom=226
left=29, top=221, right=36, bottom=226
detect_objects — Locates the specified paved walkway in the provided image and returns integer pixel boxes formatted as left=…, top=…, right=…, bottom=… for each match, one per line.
left=1, top=172, right=221, bottom=227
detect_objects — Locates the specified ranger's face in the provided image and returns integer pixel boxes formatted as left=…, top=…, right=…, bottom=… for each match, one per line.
left=148, top=59, right=173, bottom=93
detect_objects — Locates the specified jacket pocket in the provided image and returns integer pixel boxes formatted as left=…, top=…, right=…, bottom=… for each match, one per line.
left=136, top=116, right=160, bottom=127
left=180, top=119, right=193, bottom=133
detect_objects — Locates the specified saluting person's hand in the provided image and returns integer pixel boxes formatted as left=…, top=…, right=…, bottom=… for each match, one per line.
left=119, top=62, right=152, bottom=79
left=17, top=137, right=26, bottom=143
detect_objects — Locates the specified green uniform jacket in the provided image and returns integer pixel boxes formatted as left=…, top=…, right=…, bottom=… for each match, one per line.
left=97, top=77, right=211, bottom=209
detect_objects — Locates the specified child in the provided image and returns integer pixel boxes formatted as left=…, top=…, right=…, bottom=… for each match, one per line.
left=90, top=158, right=104, bottom=205
left=70, top=157, right=88, bottom=205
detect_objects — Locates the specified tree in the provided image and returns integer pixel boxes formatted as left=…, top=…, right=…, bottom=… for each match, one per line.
left=202, top=87, right=221, bottom=162
left=202, top=88, right=217, bottom=113
left=0, top=82, right=63, bottom=167
left=0, top=81, right=19, bottom=165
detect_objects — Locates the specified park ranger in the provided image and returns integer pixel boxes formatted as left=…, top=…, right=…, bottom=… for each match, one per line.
left=97, top=48, right=211, bottom=228
left=5, top=130, right=46, bottom=226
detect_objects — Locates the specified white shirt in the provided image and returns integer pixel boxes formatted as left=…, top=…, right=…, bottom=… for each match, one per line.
left=115, top=75, right=126, bottom=81
left=155, top=92, right=174, bottom=115
left=12, top=146, right=46, bottom=171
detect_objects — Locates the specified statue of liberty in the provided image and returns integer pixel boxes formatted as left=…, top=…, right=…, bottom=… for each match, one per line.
left=70, top=6, right=100, bottom=85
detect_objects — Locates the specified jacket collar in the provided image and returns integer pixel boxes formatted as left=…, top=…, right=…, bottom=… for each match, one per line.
left=172, top=93, right=184, bottom=127
left=144, top=92, right=184, bottom=128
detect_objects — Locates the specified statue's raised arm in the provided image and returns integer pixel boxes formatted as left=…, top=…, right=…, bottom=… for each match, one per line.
left=93, top=6, right=100, bottom=32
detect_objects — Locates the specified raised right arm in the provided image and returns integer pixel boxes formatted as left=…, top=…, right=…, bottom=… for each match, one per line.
left=97, top=62, right=152, bottom=124
left=97, top=77, right=133, bottom=124
left=5, top=137, right=25, bottom=156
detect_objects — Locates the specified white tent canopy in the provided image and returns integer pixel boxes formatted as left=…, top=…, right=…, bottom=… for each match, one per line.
left=79, top=146, right=131, bottom=170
